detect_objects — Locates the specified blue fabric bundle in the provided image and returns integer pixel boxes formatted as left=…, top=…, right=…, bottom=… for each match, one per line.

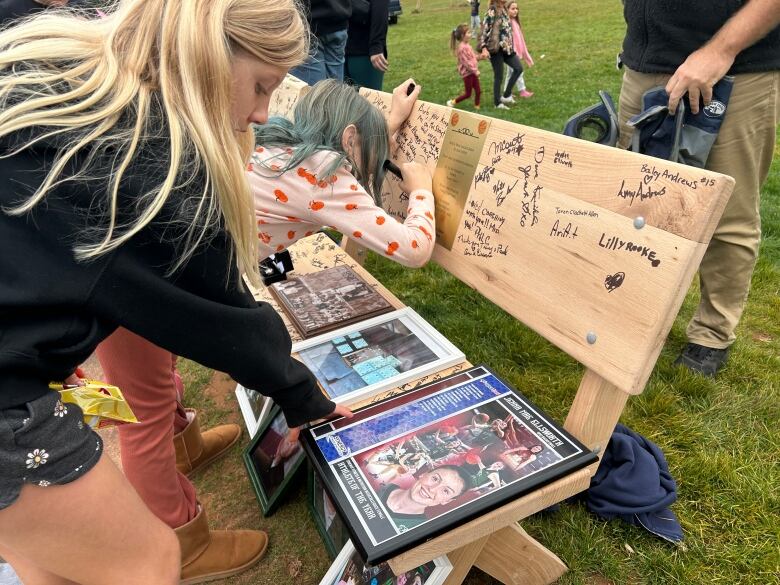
left=586, top=424, right=684, bottom=543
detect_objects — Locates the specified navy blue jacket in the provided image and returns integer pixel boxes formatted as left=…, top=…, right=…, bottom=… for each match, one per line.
left=621, top=0, right=780, bottom=74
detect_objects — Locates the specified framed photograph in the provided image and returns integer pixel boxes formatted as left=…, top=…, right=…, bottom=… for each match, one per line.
left=235, top=384, right=274, bottom=438
left=308, top=465, right=351, bottom=559
left=319, top=540, right=452, bottom=585
left=292, top=308, right=465, bottom=406
left=302, top=365, right=598, bottom=564
left=243, top=405, right=306, bottom=516
left=270, top=265, right=394, bottom=339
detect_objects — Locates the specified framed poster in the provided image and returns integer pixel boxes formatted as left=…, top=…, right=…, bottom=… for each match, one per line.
left=235, top=383, right=274, bottom=438
left=319, top=540, right=452, bottom=585
left=301, top=365, right=598, bottom=564
left=269, top=265, right=394, bottom=339
left=308, top=465, right=351, bottom=559
left=292, top=308, right=465, bottom=406
left=243, top=405, right=305, bottom=516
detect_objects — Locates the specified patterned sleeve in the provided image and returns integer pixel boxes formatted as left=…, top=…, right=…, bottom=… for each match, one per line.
left=478, top=8, right=495, bottom=51
left=297, top=156, right=436, bottom=268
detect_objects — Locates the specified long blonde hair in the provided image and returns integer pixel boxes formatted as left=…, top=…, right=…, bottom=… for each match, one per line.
left=0, top=0, right=308, bottom=287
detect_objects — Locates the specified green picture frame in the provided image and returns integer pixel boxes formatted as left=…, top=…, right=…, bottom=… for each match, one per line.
left=307, top=464, right=350, bottom=560
left=242, top=405, right=306, bottom=516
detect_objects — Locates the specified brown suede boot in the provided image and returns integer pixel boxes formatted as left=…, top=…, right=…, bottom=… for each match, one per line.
left=174, top=409, right=241, bottom=477
left=175, top=504, right=268, bottom=585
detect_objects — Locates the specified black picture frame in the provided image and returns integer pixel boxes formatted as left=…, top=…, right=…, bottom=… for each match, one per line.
left=243, top=405, right=306, bottom=516
left=301, top=365, right=598, bottom=564
left=307, top=464, right=351, bottom=559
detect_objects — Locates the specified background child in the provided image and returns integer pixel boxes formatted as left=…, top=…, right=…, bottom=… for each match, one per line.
left=470, top=0, right=480, bottom=31
left=504, top=1, right=534, bottom=98
left=447, top=24, right=482, bottom=110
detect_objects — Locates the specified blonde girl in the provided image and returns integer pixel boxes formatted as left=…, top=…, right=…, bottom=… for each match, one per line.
left=0, top=1, right=348, bottom=584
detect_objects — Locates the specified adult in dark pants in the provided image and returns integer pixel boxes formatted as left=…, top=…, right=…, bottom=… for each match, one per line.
left=478, top=0, right=522, bottom=109
left=618, top=0, right=780, bottom=376
left=345, top=0, right=389, bottom=90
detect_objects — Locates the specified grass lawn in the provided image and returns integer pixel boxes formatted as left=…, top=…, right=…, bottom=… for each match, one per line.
left=181, top=1, right=780, bottom=583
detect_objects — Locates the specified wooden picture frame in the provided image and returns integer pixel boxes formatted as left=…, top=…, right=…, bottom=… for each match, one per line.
left=235, top=383, right=274, bottom=438
left=269, top=265, right=394, bottom=339
left=319, top=540, right=452, bottom=585
left=292, top=308, right=465, bottom=406
left=242, top=405, right=305, bottom=516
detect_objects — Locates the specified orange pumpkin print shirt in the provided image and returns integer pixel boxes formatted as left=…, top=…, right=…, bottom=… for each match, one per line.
left=248, top=147, right=435, bottom=267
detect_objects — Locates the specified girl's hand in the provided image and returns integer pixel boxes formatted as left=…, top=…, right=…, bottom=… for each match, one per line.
left=480, top=48, right=489, bottom=59
left=285, top=403, right=353, bottom=444
left=389, top=78, right=422, bottom=139
left=399, top=161, right=432, bottom=194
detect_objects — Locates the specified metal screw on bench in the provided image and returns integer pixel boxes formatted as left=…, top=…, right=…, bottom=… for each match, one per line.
left=586, top=331, right=598, bottom=344
left=633, top=216, right=646, bottom=229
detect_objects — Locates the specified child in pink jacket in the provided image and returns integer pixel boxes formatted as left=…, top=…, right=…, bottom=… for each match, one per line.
left=447, top=24, right=483, bottom=110
left=505, top=1, right=534, bottom=98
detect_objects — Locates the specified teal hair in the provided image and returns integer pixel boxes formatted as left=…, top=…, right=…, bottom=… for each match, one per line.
left=253, top=79, right=389, bottom=205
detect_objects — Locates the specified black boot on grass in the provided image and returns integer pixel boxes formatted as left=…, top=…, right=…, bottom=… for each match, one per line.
left=674, top=343, right=729, bottom=377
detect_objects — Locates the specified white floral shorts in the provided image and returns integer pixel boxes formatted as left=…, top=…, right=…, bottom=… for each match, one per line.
left=0, top=391, right=102, bottom=510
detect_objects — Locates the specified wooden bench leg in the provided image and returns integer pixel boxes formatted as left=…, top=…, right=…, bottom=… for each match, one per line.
left=442, top=536, right=490, bottom=585
left=473, top=524, right=567, bottom=585
left=564, top=370, right=629, bottom=456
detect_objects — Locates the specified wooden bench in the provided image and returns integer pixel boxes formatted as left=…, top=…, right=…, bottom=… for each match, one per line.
left=260, top=80, right=734, bottom=583
left=339, top=90, right=734, bottom=584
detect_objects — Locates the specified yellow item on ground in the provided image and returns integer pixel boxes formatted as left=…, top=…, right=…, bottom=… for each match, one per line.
left=49, top=379, right=138, bottom=428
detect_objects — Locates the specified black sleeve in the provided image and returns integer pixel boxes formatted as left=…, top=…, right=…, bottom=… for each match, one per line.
left=87, top=238, right=335, bottom=428
left=368, top=0, right=389, bottom=56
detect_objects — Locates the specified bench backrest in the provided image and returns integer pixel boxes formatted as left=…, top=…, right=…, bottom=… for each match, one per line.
left=357, top=89, right=734, bottom=396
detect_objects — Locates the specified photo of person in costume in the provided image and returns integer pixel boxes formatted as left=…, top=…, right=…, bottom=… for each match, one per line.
left=364, top=439, right=434, bottom=483
left=354, top=403, right=562, bottom=530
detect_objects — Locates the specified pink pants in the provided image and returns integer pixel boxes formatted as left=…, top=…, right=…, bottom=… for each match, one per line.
left=95, top=328, right=197, bottom=528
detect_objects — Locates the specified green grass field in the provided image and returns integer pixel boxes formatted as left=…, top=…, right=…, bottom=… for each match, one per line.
left=183, top=1, right=780, bottom=583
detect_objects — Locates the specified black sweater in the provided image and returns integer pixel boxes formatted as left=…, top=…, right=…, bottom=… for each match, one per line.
left=0, top=0, right=43, bottom=25
left=621, top=0, right=780, bottom=74
left=346, top=0, right=389, bottom=58
left=300, top=0, right=352, bottom=36
left=0, top=130, right=335, bottom=427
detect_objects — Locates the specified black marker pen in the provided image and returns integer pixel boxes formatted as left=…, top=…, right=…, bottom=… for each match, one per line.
left=383, top=159, right=403, bottom=180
